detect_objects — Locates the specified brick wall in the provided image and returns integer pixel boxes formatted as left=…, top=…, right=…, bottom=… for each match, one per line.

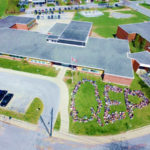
left=0, top=55, right=22, bottom=61
left=11, top=24, right=29, bottom=30
left=145, top=41, right=150, bottom=52
left=116, top=26, right=128, bottom=40
left=128, top=33, right=136, bottom=42
left=103, top=74, right=133, bottom=86
left=132, top=59, right=140, bottom=72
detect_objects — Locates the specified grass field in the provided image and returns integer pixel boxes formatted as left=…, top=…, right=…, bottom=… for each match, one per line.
left=0, top=0, right=8, bottom=17
left=0, top=98, right=43, bottom=124
left=54, top=112, right=61, bottom=130
left=139, top=3, right=150, bottom=9
left=66, top=72, right=150, bottom=135
left=0, top=58, right=59, bottom=77
left=0, top=0, right=19, bottom=17
left=73, top=9, right=149, bottom=38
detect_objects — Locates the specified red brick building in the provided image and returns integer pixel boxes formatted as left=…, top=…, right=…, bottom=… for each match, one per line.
left=0, top=18, right=134, bottom=86
left=0, top=16, right=36, bottom=30
left=116, top=22, right=150, bottom=52
left=128, top=51, right=150, bottom=72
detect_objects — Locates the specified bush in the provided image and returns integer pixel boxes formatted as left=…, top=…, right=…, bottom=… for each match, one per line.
left=67, top=79, right=72, bottom=84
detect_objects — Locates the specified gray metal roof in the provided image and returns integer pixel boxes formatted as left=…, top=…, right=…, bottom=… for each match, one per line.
left=0, top=16, right=35, bottom=28
left=59, top=21, right=92, bottom=42
left=0, top=28, right=133, bottom=78
left=48, top=23, right=68, bottom=36
left=128, top=51, right=150, bottom=67
left=119, top=22, right=150, bottom=42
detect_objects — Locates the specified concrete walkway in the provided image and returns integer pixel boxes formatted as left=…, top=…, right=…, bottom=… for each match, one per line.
left=56, top=67, right=69, bottom=133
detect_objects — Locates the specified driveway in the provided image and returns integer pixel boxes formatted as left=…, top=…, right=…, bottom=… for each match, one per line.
left=0, top=70, right=60, bottom=127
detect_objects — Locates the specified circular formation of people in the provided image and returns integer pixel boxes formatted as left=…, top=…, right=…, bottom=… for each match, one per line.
left=70, top=79, right=150, bottom=127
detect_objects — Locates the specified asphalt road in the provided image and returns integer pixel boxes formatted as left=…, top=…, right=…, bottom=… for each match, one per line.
left=0, top=71, right=60, bottom=127
left=0, top=122, right=150, bottom=150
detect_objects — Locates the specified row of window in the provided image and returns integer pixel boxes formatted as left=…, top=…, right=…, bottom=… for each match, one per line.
left=30, top=59, right=50, bottom=64
left=27, top=21, right=36, bottom=28
left=82, top=68, right=100, bottom=74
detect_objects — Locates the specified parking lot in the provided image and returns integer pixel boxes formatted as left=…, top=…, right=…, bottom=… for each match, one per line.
left=0, top=70, right=60, bottom=125
left=20, top=11, right=75, bottom=34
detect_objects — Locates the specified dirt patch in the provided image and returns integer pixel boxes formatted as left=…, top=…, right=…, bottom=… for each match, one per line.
left=91, top=32, right=104, bottom=38
left=104, top=7, right=132, bottom=13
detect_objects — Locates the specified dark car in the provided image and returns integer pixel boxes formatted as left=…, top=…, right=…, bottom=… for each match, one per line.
left=0, top=90, right=7, bottom=101
left=1, top=93, right=13, bottom=107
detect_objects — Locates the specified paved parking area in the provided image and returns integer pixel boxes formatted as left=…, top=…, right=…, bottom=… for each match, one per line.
left=20, top=12, right=75, bottom=34
left=0, top=71, right=60, bottom=126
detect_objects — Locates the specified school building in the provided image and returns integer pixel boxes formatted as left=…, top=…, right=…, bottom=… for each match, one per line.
left=0, top=16, right=134, bottom=86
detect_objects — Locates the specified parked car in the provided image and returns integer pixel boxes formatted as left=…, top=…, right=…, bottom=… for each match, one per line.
left=0, top=90, right=7, bottom=101
left=1, top=93, right=13, bottom=107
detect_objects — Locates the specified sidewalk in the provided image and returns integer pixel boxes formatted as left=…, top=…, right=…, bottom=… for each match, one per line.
left=56, top=67, right=69, bottom=133
left=53, top=124, right=150, bottom=145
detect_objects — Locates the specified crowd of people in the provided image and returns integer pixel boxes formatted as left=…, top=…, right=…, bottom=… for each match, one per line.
left=104, top=85, right=125, bottom=125
left=70, top=79, right=150, bottom=126
left=124, top=88, right=149, bottom=119
left=70, top=79, right=103, bottom=126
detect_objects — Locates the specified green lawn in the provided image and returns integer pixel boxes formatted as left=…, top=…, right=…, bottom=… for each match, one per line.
left=140, top=3, right=150, bottom=9
left=0, top=98, right=43, bottom=124
left=0, top=0, right=8, bottom=17
left=66, top=72, right=150, bottom=135
left=75, top=82, right=98, bottom=118
left=0, top=0, right=20, bottom=17
left=0, top=58, right=58, bottom=77
left=73, top=9, right=149, bottom=37
left=54, top=112, right=61, bottom=130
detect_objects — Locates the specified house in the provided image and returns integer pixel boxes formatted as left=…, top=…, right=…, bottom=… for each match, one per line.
left=116, top=22, right=150, bottom=51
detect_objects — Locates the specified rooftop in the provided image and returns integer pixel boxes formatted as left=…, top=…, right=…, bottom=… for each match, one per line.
left=119, top=22, right=150, bottom=42
left=128, top=51, right=150, bottom=67
left=47, top=21, right=92, bottom=46
left=48, top=23, right=68, bottom=36
left=0, top=28, right=133, bottom=78
left=0, top=16, right=35, bottom=28
left=59, top=21, right=92, bottom=42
